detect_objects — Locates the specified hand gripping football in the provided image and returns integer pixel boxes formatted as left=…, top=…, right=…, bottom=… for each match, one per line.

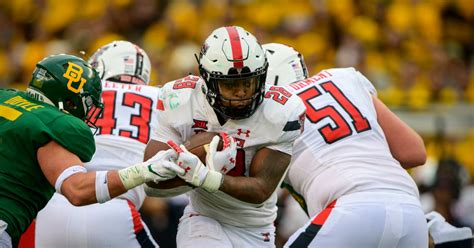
left=183, top=132, right=223, bottom=163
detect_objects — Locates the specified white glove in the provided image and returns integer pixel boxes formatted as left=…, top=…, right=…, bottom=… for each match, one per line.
left=205, top=132, right=237, bottom=174
left=118, top=149, right=185, bottom=190
left=426, top=211, right=473, bottom=245
left=168, top=140, right=223, bottom=192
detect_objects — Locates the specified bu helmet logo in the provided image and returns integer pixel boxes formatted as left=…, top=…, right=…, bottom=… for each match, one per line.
left=63, top=62, right=86, bottom=93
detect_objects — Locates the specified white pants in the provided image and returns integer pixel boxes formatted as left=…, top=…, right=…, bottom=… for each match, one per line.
left=284, top=192, right=428, bottom=248
left=177, top=205, right=275, bottom=248
left=0, top=220, right=12, bottom=248
left=35, top=193, right=158, bottom=248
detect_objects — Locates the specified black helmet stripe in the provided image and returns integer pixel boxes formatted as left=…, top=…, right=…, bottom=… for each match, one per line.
left=135, top=52, right=143, bottom=77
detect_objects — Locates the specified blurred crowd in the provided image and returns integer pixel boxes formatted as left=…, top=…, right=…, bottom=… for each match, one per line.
left=1, top=0, right=472, bottom=247
left=1, top=0, right=473, bottom=108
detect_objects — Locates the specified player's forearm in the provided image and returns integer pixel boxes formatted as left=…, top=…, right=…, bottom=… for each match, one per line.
left=216, top=148, right=290, bottom=204
left=144, top=139, right=168, bottom=161
left=61, top=171, right=127, bottom=206
left=219, top=176, right=274, bottom=204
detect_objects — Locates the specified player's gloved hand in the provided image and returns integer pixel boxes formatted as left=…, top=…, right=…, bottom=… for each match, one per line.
left=168, top=140, right=223, bottom=193
left=118, top=149, right=185, bottom=190
left=426, top=211, right=473, bottom=245
left=205, top=132, right=237, bottom=174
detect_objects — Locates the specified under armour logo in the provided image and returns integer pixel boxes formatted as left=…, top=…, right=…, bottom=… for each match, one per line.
left=178, top=161, right=191, bottom=175
left=237, top=129, right=250, bottom=137
left=229, top=157, right=235, bottom=164
left=261, top=232, right=270, bottom=242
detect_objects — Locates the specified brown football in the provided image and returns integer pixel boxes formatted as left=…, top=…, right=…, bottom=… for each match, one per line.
left=184, top=132, right=223, bottom=163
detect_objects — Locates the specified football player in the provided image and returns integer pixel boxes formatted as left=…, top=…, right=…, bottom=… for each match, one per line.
left=34, top=41, right=163, bottom=247
left=144, top=26, right=306, bottom=247
left=263, top=43, right=429, bottom=247
left=0, top=54, right=183, bottom=248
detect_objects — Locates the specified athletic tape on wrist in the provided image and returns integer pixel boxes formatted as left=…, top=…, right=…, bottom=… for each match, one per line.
left=118, top=164, right=146, bottom=190
left=55, top=165, right=87, bottom=194
left=202, top=170, right=223, bottom=193
left=95, top=171, right=111, bottom=203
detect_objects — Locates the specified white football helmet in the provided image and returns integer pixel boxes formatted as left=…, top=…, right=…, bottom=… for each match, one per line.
left=198, top=26, right=268, bottom=119
left=88, top=40, right=151, bottom=85
left=263, top=43, right=308, bottom=86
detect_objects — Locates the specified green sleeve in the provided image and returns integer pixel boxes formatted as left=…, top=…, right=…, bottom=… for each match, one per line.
left=47, top=115, right=96, bottom=162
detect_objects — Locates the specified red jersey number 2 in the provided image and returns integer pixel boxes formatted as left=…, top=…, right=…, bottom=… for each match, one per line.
left=297, top=81, right=371, bottom=144
left=95, top=91, right=153, bottom=144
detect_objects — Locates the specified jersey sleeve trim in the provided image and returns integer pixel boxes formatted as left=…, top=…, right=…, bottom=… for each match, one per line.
left=283, top=120, right=301, bottom=131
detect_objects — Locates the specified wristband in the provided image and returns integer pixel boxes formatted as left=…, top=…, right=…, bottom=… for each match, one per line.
left=95, top=171, right=111, bottom=203
left=55, top=165, right=87, bottom=193
left=201, top=170, right=223, bottom=193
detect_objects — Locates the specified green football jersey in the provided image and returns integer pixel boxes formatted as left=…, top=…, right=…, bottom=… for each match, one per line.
left=0, top=89, right=95, bottom=244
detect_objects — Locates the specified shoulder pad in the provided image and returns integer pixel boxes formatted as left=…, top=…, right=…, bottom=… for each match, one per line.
left=262, top=85, right=306, bottom=131
left=323, top=67, right=357, bottom=77
left=325, top=67, right=376, bottom=95
left=159, top=75, right=204, bottom=111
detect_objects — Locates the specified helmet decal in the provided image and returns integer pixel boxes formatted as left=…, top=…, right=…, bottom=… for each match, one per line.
left=200, top=42, right=209, bottom=56
left=63, top=62, right=86, bottom=93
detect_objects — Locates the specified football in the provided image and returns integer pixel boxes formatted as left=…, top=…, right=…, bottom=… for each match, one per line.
left=184, top=131, right=223, bottom=163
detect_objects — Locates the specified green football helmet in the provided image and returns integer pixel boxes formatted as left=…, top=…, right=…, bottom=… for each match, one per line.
left=27, top=54, right=103, bottom=129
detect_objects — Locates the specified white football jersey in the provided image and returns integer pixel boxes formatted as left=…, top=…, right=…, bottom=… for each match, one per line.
left=284, top=68, right=420, bottom=217
left=151, top=75, right=306, bottom=227
left=86, top=80, right=161, bottom=208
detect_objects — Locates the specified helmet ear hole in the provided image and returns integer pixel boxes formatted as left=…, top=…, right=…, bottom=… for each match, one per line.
left=64, top=98, right=79, bottom=114
left=65, top=99, right=74, bottom=107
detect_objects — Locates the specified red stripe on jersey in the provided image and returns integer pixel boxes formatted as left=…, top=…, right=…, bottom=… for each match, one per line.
left=225, top=26, right=244, bottom=68
left=18, top=219, right=36, bottom=248
left=311, top=200, right=336, bottom=225
left=157, top=99, right=164, bottom=110
left=127, top=200, right=144, bottom=234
